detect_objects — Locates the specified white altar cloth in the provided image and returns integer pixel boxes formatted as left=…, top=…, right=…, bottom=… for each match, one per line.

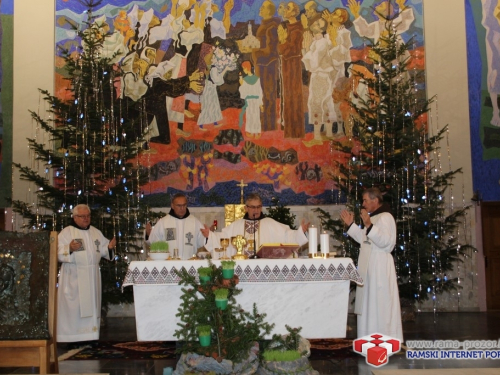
left=123, top=258, right=362, bottom=341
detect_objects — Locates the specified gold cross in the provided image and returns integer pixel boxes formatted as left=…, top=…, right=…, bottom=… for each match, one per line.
left=236, top=179, right=248, bottom=204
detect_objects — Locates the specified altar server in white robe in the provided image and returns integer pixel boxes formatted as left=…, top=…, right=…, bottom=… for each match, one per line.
left=340, top=187, right=403, bottom=341
left=201, top=193, right=309, bottom=258
left=57, top=204, right=116, bottom=343
left=147, top=193, right=209, bottom=259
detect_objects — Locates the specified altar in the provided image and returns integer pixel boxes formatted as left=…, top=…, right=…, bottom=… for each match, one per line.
left=123, top=258, right=362, bottom=341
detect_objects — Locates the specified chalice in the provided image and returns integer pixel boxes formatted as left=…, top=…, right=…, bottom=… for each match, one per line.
left=220, top=238, right=230, bottom=260
left=231, top=235, right=248, bottom=260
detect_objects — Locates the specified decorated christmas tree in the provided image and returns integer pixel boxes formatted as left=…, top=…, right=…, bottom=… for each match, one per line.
left=316, top=8, right=474, bottom=306
left=266, top=197, right=297, bottom=229
left=174, top=261, right=273, bottom=367
left=10, top=0, right=161, bottom=309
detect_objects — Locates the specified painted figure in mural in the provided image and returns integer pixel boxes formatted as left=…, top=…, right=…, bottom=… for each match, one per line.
left=252, top=0, right=281, bottom=132
left=165, top=2, right=205, bottom=138
left=201, top=193, right=309, bottom=258
left=57, top=204, right=116, bottom=343
left=278, top=2, right=287, bottom=21
left=278, top=2, right=305, bottom=138
left=144, top=68, right=204, bottom=144
left=197, top=43, right=238, bottom=128
left=481, top=0, right=500, bottom=127
left=239, top=61, right=263, bottom=138
left=302, top=17, right=335, bottom=146
left=184, top=0, right=234, bottom=127
left=127, top=5, right=162, bottom=52
left=323, top=7, right=353, bottom=137
left=340, top=187, right=403, bottom=341
left=301, top=0, right=323, bottom=33
left=89, top=16, right=128, bottom=65
left=348, top=0, right=414, bottom=45
left=146, top=193, right=209, bottom=259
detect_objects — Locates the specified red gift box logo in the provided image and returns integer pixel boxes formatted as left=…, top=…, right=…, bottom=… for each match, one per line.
left=353, top=333, right=401, bottom=368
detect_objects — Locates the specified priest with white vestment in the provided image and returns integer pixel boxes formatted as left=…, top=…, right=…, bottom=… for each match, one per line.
left=57, top=204, right=116, bottom=343
left=147, top=193, right=209, bottom=259
left=203, top=193, right=309, bottom=258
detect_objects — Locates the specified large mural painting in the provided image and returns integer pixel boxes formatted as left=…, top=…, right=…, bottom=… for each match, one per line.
left=55, top=0, right=425, bottom=206
left=468, top=0, right=500, bottom=201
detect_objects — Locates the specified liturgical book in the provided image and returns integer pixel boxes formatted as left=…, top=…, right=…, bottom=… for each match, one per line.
left=256, top=243, right=300, bottom=259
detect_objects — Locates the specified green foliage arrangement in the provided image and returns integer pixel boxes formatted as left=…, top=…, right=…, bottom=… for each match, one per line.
left=315, top=15, right=474, bottom=304
left=174, top=260, right=274, bottom=363
left=214, top=288, right=229, bottom=300
left=196, top=325, right=211, bottom=337
left=262, top=350, right=301, bottom=362
left=220, top=260, right=236, bottom=269
left=262, top=325, right=306, bottom=355
left=149, top=241, right=169, bottom=253
left=197, top=266, right=213, bottom=277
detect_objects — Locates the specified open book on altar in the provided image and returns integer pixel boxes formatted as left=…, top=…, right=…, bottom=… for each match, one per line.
left=256, top=243, right=300, bottom=259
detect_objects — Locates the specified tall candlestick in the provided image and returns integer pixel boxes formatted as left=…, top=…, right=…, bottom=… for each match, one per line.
left=308, top=225, right=318, bottom=255
left=320, top=231, right=330, bottom=255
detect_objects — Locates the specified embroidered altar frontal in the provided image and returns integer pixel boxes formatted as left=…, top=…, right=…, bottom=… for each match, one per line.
left=124, top=258, right=363, bottom=285
left=124, top=259, right=362, bottom=340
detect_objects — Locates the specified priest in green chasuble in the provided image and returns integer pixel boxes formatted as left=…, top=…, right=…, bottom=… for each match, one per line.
left=202, top=193, right=309, bottom=258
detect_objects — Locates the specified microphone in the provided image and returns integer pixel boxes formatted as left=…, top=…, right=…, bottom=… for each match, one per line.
left=251, top=213, right=258, bottom=259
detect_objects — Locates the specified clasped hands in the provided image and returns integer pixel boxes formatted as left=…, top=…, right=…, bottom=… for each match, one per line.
left=340, top=209, right=372, bottom=228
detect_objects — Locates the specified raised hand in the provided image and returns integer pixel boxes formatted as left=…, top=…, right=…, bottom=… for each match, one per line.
left=200, top=224, right=210, bottom=238
left=340, top=209, right=354, bottom=226
left=348, top=0, right=361, bottom=19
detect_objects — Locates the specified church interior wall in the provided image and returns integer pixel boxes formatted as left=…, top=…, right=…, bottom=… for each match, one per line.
left=11, top=0, right=478, bottom=312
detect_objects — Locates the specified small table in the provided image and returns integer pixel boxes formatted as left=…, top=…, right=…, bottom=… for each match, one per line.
left=123, top=258, right=362, bottom=341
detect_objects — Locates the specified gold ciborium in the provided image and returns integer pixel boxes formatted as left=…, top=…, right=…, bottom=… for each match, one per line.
left=220, top=238, right=230, bottom=260
left=231, top=235, right=248, bottom=260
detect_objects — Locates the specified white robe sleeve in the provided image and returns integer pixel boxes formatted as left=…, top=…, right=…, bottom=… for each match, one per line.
left=366, top=213, right=396, bottom=251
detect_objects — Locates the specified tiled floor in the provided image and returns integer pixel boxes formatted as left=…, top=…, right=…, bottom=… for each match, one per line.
left=3, top=312, right=500, bottom=374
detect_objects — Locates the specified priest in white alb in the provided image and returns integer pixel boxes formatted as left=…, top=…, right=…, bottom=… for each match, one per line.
left=57, top=204, right=116, bottom=343
left=340, top=187, right=403, bottom=341
left=202, top=193, right=309, bottom=258
left=146, top=193, right=209, bottom=259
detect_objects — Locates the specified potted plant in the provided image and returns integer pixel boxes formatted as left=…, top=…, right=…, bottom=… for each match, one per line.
left=149, top=241, right=169, bottom=260
left=260, top=325, right=318, bottom=374
left=196, top=325, right=212, bottom=347
left=197, top=266, right=213, bottom=285
left=220, top=260, right=236, bottom=279
left=214, top=288, right=229, bottom=310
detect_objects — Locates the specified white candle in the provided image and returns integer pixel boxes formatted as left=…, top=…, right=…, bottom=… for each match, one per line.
left=320, top=231, right=330, bottom=255
left=308, top=225, right=318, bottom=255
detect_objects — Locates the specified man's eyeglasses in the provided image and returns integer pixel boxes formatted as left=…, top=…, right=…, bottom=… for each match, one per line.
left=174, top=204, right=187, bottom=208
left=74, top=214, right=91, bottom=219
left=246, top=205, right=262, bottom=209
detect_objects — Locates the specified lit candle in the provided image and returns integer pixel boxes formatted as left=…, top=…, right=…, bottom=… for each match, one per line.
left=320, top=231, right=330, bottom=255
left=308, top=225, right=318, bottom=255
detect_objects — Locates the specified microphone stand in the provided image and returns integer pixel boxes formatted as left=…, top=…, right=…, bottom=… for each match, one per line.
left=250, top=213, right=258, bottom=259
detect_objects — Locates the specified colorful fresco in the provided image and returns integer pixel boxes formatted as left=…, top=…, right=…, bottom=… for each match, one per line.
left=468, top=0, right=500, bottom=201
left=55, top=0, right=425, bottom=206
left=0, top=0, right=13, bottom=208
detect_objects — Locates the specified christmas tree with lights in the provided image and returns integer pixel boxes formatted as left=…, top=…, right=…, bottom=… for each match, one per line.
left=10, top=0, right=161, bottom=309
left=316, top=11, right=474, bottom=307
